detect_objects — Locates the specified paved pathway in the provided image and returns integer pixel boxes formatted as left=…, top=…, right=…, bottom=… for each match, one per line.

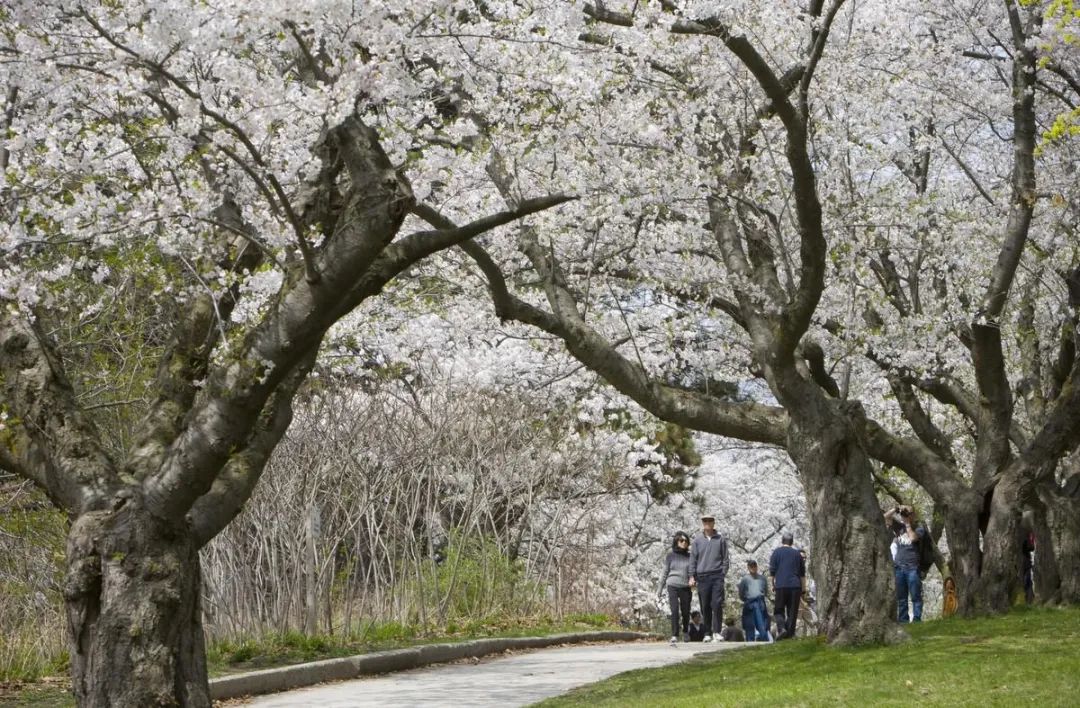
left=243, top=640, right=749, bottom=707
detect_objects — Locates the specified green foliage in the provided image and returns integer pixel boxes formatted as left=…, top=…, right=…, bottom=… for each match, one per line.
left=1039, top=106, right=1080, bottom=151
left=362, top=621, right=418, bottom=643
left=578, top=408, right=703, bottom=502
left=645, top=422, right=702, bottom=502
left=205, top=614, right=620, bottom=676
left=563, top=613, right=613, bottom=628
left=0, top=488, right=68, bottom=684
left=40, top=236, right=190, bottom=458
left=539, top=607, right=1080, bottom=707
left=427, top=531, right=541, bottom=622
left=207, top=630, right=342, bottom=671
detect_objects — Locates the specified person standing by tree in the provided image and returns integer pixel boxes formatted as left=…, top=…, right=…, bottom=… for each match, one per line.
left=659, top=531, right=693, bottom=644
left=885, top=505, right=927, bottom=623
left=688, top=514, right=729, bottom=642
left=769, top=532, right=806, bottom=640
left=737, top=559, right=771, bottom=641
left=1021, top=530, right=1036, bottom=604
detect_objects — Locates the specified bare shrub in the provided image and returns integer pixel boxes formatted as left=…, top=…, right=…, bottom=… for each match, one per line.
left=0, top=478, right=67, bottom=681
left=200, top=374, right=643, bottom=640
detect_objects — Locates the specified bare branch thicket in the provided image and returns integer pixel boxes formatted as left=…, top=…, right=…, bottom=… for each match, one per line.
left=199, top=373, right=654, bottom=640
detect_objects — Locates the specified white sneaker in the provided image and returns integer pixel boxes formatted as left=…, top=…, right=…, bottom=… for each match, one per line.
left=703, top=634, right=713, bottom=643
left=669, top=636, right=678, bottom=645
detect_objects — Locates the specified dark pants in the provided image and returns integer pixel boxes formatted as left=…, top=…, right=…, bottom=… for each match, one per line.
left=774, top=587, right=801, bottom=639
left=667, top=586, right=691, bottom=638
left=742, top=596, right=770, bottom=641
left=696, top=572, right=725, bottom=635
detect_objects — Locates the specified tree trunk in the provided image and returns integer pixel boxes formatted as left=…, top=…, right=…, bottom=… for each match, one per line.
left=972, top=477, right=1025, bottom=612
left=1029, top=495, right=1062, bottom=604
left=785, top=399, right=902, bottom=645
left=939, top=504, right=984, bottom=616
left=304, top=503, right=319, bottom=635
left=1043, top=483, right=1080, bottom=604
left=64, top=497, right=209, bottom=707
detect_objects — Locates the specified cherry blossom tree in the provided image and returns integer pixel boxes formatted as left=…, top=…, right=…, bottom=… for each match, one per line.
left=814, top=0, right=1080, bottom=610
left=0, top=3, right=569, bottom=703
left=399, top=0, right=1078, bottom=631
left=418, top=0, right=903, bottom=644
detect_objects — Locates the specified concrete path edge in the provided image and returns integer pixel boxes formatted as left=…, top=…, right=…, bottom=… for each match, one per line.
left=209, top=631, right=655, bottom=700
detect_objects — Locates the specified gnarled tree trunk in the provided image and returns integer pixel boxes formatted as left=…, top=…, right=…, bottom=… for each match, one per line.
left=65, top=496, right=209, bottom=707
left=785, top=398, right=900, bottom=645
left=972, top=477, right=1025, bottom=612
left=939, top=504, right=985, bottom=616
left=1028, top=498, right=1062, bottom=604
left=1043, top=480, right=1080, bottom=604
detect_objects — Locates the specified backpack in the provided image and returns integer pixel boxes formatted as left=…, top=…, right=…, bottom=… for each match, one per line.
left=917, top=527, right=936, bottom=578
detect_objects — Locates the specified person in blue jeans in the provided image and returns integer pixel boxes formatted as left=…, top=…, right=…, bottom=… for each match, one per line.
left=886, top=504, right=926, bottom=623
left=737, top=559, right=770, bottom=641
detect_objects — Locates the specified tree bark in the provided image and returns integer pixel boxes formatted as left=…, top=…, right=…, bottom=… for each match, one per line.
left=1042, top=482, right=1080, bottom=604
left=1028, top=496, right=1062, bottom=604
left=785, top=397, right=901, bottom=645
left=65, top=497, right=209, bottom=707
left=971, top=476, right=1025, bottom=612
left=938, top=505, right=985, bottom=616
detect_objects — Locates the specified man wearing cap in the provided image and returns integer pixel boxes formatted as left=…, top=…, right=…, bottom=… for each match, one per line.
left=737, top=559, right=770, bottom=641
left=688, top=513, right=729, bottom=642
left=769, top=532, right=806, bottom=640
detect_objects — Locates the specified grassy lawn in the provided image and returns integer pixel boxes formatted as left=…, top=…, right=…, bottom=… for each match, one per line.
left=205, top=613, right=620, bottom=675
left=539, top=607, right=1080, bottom=707
left=0, top=678, right=73, bottom=708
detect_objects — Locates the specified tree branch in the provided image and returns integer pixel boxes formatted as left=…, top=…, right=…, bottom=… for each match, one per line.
left=0, top=309, right=119, bottom=513
left=414, top=206, right=791, bottom=445
left=188, top=346, right=318, bottom=547
left=862, top=418, right=972, bottom=503
left=969, top=1, right=1040, bottom=478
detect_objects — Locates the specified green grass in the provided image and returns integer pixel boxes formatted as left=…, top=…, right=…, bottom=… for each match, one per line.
left=538, top=607, right=1080, bottom=707
left=6, top=609, right=1080, bottom=707
left=0, top=678, right=74, bottom=708
left=206, top=613, right=620, bottom=675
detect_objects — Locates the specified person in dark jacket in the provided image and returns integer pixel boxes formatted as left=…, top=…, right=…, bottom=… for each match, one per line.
left=1021, top=530, right=1036, bottom=604
left=885, top=505, right=926, bottom=622
left=769, top=532, right=805, bottom=640
left=688, top=513, right=730, bottom=642
left=687, top=610, right=706, bottom=641
left=659, top=531, right=692, bottom=643
left=720, top=616, right=745, bottom=642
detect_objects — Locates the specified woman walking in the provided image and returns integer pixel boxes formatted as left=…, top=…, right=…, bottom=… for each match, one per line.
left=660, top=531, right=693, bottom=644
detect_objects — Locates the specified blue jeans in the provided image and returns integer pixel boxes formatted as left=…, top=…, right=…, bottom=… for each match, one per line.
left=742, top=597, right=769, bottom=641
left=895, top=567, right=923, bottom=623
